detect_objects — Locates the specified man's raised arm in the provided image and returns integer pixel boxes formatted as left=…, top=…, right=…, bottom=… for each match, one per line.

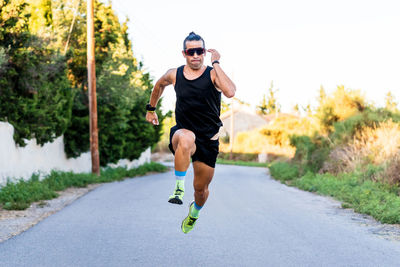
left=208, top=49, right=236, bottom=98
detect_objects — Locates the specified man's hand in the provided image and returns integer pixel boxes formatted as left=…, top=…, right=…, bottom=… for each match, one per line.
left=146, top=111, right=159, bottom=125
left=207, top=49, right=220, bottom=63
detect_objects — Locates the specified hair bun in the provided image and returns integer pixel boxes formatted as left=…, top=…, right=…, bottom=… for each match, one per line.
left=183, top=32, right=204, bottom=50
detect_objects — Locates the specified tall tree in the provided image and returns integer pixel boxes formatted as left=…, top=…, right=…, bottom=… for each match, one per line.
left=61, top=0, right=164, bottom=165
left=0, top=0, right=73, bottom=146
left=385, top=91, right=398, bottom=112
left=26, top=0, right=53, bottom=33
left=1, top=0, right=163, bottom=165
left=292, top=103, right=300, bottom=115
left=315, top=85, right=367, bottom=134
left=258, top=94, right=268, bottom=115
left=258, top=81, right=280, bottom=115
left=317, top=85, right=326, bottom=105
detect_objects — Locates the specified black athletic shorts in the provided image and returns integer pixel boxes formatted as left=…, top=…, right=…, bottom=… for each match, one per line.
left=168, top=125, right=220, bottom=168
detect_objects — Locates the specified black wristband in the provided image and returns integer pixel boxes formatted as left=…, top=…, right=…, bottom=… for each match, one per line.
left=146, top=103, right=156, bottom=111
left=212, top=60, right=220, bottom=66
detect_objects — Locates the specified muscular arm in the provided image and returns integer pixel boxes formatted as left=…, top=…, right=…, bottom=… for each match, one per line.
left=149, top=68, right=176, bottom=107
left=208, top=49, right=236, bottom=98
left=146, top=68, right=176, bottom=125
left=212, top=63, right=236, bottom=98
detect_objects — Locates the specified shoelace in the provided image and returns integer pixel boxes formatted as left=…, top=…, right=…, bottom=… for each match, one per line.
left=175, top=188, right=184, bottom=195
left=187, top=217, right=197, bottom=226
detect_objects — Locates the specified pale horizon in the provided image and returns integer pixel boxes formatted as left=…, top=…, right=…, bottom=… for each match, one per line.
left=110, top=0, right=400, bottom=113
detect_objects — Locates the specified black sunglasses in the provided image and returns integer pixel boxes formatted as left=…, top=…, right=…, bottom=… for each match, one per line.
left=185, top=47, right=205, bottom=56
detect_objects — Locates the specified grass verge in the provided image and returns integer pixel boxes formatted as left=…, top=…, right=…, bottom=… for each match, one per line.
left=0, top=162, right=168, bottom=210
left=269, top=161, right=400, bottom=224
left=216, top=158, right=269, bottom=167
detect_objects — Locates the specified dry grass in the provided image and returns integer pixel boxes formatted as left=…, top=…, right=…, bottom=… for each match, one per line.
left=219, top=131, right=296, bottom=158
left=322, top=120, right=400, bottom=184
left=352, top=120, right=400, bottom=164
left=381, top=153, right=400, bottom=185
left=219, top=115, right=319, bottom=158
left=219, top=141, right=295, bottom=158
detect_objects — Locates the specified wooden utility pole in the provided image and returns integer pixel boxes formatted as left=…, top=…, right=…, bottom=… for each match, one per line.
left=229, top=98, right=234, bottom=160
left=87, top=0, right=100, bottom=175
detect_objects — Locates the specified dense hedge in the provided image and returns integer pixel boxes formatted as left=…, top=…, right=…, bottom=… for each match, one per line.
left=0, top=0, right=163, bottom=165
left=0, top=1, right=74, bottom=146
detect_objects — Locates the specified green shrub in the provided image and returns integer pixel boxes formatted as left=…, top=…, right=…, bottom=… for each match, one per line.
left=1, top=1, right=163, bottom=167
left=331, top=107, right=400, bottom=144
left=0, top=175, right=58, bottom=210
left=316, top=85, right=367, bottom=134
left=269, top=162, right=299, bottom=181
left=0, top=1, right=74, bottom=146
left=44, top=171, right=100, bottom=190
left=289, top=134, right=330, bottom=173
left=359, top=164, right=385, bottom=182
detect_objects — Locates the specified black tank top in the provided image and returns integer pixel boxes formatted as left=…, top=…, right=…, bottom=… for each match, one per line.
left=174, top=65, right=222, bottom=140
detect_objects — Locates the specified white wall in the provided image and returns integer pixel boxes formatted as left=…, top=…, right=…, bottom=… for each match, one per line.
left=0, top=122, right=151, bottom=185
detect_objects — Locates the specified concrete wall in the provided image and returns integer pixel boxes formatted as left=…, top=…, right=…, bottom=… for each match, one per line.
left=0, top=122, right=150, bottom=185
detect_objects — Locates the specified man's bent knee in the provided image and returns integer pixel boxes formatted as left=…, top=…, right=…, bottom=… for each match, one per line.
left=194, top=187, right=208, bottom=199
left=178, top=135, right=195, bottom=150
left=172, top=129, right=196, bottom=153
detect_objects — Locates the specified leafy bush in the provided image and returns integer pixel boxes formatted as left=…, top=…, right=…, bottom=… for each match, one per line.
left=269, top=162, right=299, bottom=181
left=331, top=107, right=400, bottom=144
left=1, top=1, right=163, bottom=167
left=260, top=115, right=320, bottom=146
left=316, top=85, right=367, bottom=133
left=289, top=134, right=330, bottom=173
left=0, top=1, right=74, bottom=146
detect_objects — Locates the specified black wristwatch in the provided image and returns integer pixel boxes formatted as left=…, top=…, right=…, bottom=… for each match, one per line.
left=146, top=103, right=156, bottom=112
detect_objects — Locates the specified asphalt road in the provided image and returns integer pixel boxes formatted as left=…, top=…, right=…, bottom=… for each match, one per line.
left=1, top=163, right=400, bottom=267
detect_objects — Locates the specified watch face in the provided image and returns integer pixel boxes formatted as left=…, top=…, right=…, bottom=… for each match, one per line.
left=146, top=104, right=156, bottom=111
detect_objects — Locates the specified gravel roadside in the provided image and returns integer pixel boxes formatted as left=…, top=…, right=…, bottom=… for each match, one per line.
left=0, top=184, right=102, bottom=243
left=0, top=154, right=173, bottom=243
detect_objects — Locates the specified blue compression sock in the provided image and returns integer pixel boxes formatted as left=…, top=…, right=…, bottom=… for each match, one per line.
left=190, top=202, right=202, bottom=218
left=175, top=170, right=186, bottom=189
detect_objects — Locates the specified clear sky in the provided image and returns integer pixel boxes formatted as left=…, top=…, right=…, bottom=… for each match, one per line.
left=110, top=0, right=400, bottom=114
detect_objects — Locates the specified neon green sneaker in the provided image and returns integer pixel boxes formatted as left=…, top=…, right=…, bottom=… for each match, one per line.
left=168, top=187, right=184, bottom=205
left=181, top=201, right=198, bottom=234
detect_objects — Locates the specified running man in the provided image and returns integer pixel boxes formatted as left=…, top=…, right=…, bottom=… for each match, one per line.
left=145, top=32, right=236, bottom=234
